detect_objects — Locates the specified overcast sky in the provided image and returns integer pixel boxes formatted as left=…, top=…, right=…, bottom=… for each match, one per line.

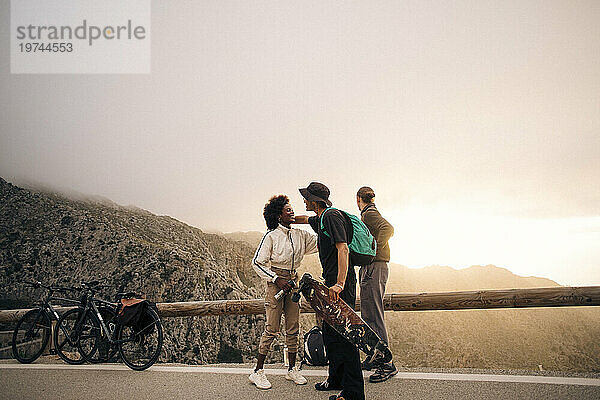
left=1, top=1, right=599, bottom=286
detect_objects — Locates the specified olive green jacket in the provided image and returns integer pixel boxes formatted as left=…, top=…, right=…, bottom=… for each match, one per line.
left=360, top=203, right=394, bottom=262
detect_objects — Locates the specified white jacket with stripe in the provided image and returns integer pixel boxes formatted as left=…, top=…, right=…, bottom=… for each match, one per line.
left=252, top=224, right=318, bottom=282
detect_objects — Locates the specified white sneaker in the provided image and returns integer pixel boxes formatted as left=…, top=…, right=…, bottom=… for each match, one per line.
left=249, top=369, right=272, bottom=389
left=285, top=366, right=308, bottom=385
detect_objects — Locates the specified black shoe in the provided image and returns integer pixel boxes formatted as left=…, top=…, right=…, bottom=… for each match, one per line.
left=315, top=380, right=342, bottom=391
left=328, top=395, right=345, bottom=400
left=361, top=356, right=374, bottom=371
left=369, top=363, right=398, bottom=383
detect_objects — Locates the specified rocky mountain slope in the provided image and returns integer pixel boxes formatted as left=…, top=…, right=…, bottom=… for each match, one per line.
left=0, top=177, right=269, bottom=364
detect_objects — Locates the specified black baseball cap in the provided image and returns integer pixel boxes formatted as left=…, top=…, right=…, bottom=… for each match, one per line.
left=299, top=182, right=332, bottom=207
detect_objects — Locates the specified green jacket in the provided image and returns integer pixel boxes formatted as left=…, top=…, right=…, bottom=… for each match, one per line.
left=360, top=203, right=394, bottom=262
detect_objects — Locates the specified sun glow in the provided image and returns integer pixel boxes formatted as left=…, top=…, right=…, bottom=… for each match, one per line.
left=387, top=205, right=600, bottom=286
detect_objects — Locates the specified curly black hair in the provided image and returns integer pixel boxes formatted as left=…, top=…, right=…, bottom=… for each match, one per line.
left=263, top=195, right=290, bottom=230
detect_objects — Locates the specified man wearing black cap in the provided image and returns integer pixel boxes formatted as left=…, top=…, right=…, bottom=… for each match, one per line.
left=296, top=182, right=365, bottom=400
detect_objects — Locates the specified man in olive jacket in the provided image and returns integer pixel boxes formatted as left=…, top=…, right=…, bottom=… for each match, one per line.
left=356, top=186, right=397, bottom=383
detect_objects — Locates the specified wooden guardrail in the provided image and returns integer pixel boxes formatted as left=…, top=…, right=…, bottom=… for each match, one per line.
left=1, top=286, right=599, bottom=323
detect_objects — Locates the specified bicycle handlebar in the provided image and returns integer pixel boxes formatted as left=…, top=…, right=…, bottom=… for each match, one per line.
left=26, top=280, right=140, bottom=301
left=24, top=280, right=44, bottom=289
left=24, top=281, right=80, bottom=293
left=52, top=286, right=81, bottom=293
left=117, top=291, right=139, bottom=299
left=80, top=281, right=111, bottom=289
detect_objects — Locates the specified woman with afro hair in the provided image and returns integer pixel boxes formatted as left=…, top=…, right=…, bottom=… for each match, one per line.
left=249, top=195, right=317, bottom=390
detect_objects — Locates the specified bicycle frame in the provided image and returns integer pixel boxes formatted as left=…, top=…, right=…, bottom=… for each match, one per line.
left=69, top=293, right=135, bottom=347
left=45, top=294, right=80, bottom=321
left=26, top=290, right=80, bottom=341
left=88, top=297, right=146, bottom=347
left=13, top=283, right=82, bottom=364
left=88, top=298, right=117, bottom=343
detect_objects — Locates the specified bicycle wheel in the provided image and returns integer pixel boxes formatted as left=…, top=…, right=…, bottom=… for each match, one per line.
left=117, top=306, right=163, bottom=371
left=12, top=308, right=51, bottom=363
left=54, top=307, right=100, bottom=364
left=88, top=306, right=119, bottom=363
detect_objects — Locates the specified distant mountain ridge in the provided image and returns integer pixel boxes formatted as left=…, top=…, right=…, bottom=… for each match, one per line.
left=386, top=263, right=559, bottom=292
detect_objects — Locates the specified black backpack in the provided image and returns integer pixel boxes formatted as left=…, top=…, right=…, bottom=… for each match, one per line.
left=116, top=299, right=157, bottom=336
left=302, top=326, right=328, bottom=367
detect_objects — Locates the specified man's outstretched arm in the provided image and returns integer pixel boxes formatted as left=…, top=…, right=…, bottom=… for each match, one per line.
left=293, top=215, right=310, bottom=224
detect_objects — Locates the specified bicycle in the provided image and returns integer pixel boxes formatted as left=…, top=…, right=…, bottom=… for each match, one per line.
left=11, top=281, right=81, bottom=364
left=57, top=281, right=120, bottom=364
left=54, top=280, right=163, bottom=371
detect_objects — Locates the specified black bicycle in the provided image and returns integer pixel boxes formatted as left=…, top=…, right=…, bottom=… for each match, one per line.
left=11, top=281, right=81, bottom=364
left=52, top=281, right=119, bottom=365
left=54, top=281, right=163, bottom=371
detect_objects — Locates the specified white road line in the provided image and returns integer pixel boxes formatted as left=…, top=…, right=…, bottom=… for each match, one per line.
left=1, top=363, right=599, bottom=387
left=394, top=372, right=600, bottom=387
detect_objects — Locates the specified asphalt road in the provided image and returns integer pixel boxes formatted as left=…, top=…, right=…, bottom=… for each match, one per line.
left=1, top=363, right=599, bottom=400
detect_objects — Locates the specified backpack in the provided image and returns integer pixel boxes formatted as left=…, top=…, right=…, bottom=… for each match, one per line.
left=116, top=299, right=157, bottom=336
left=302, top=326, right=328, bottom=367
left=320, top=207, right=377, bottom=266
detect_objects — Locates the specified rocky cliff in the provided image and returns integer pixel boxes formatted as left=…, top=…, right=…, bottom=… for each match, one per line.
left=0, top=177, right=276, bottom=364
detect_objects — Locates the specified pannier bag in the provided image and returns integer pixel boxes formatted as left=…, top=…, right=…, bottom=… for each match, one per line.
left=116, top=299, right=157, bottom=336
left=302, top=326, right=328, bottom=367
left=320, top=207, right=377, bottom=266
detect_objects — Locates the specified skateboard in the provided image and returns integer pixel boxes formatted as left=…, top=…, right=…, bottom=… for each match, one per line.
left=293, top=273, right=392, bottom=364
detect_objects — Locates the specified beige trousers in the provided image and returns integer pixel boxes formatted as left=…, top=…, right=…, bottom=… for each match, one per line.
left=258, top=268, right=299, bottom=355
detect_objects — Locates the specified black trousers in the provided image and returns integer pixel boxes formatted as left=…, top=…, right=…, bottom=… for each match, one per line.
left=323, top=273, right=365, bottom=400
